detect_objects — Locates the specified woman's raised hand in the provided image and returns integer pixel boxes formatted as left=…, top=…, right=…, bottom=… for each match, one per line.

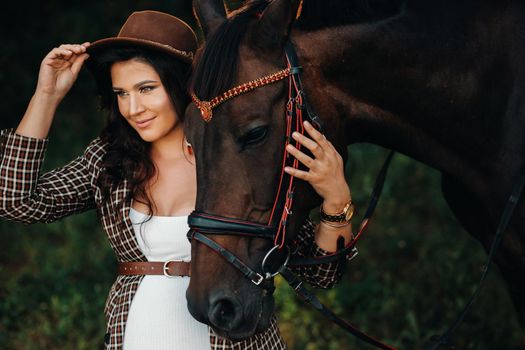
left=35, top=43, right=90, bottom=103
left=284, top=121, right=353, bottom=252
left=284, top=121, right=351, bottom=212
left=16, top=43, right=91, bottom=139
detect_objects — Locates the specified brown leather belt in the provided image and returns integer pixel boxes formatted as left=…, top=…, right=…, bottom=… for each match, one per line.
left=118, top=261, right=191, bottom=277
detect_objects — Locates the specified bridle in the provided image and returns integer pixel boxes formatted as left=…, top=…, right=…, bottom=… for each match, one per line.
left=187, top=41, right=397, bottom=350
left=188, top=41, right=318, bottom=285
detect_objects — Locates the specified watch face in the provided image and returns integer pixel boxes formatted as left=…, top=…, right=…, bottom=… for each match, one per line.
left=344, top=203, right=355, bottom=221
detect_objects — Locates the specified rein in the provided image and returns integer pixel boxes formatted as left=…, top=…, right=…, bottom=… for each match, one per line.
left=188, top=41, right=396, bottom=350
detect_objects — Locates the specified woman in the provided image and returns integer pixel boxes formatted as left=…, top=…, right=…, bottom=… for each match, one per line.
left=0, top=10, right=354, bottom=350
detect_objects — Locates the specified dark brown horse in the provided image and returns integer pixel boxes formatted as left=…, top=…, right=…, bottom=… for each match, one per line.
left=184, top=0, right=525, bottom=342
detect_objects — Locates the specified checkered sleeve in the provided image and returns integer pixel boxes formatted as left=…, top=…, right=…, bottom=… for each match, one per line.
left=289, top=218, right=347, bottom=289
left=0, top=129, right=98, bottom=224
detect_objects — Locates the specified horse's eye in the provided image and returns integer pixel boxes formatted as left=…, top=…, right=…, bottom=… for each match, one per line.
left=239, top=126, right=269, bottom=149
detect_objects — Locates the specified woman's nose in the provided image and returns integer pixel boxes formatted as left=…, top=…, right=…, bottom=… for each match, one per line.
left=129, top=93, right=146, bottom=117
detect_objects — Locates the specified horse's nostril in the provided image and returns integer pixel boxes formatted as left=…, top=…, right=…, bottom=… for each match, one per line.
left=208, top=297, right=242, bottom=331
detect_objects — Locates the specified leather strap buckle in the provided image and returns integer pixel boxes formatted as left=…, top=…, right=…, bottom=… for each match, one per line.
left=163, top=260, right=184, bottom=278
left=251, top=273, right=264, bottom=285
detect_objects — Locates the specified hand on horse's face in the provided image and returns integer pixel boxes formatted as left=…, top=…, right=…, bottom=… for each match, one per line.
left=284, top=121, right=351, bottom=212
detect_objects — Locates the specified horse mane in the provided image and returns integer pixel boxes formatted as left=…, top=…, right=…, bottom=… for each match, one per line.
left=191, top=0, right=406, bottom=99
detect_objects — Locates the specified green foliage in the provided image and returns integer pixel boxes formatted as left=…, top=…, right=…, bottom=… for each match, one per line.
left=0, top=213, right=114, bottom=349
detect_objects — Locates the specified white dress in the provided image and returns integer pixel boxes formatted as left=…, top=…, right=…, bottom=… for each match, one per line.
left=123, top=208, right=209, bottom=350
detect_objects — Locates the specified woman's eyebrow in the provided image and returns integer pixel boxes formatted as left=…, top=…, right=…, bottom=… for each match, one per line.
left=112, top=80, right=159, bottom=90
left=134, top=80, right=159, bottom=88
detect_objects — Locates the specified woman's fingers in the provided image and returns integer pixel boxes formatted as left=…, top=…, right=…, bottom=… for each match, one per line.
left=47, top=44, right=87, bottom=62
left=286, top=143, right=314, bottom=168
left=284, top=166, right=309, bottom=181
left=48, top=48, right=73, bottom=60
left=303, top=120, right=325, bottom=143
left=70, top=53, right=90, bottom=76
left=291, top=131, right=324, bottom=158
left=291, top=121, right=332, bottom=158
left=58, top=43, right=87, bottom=54
left=45, top=43, right=92, bottom=70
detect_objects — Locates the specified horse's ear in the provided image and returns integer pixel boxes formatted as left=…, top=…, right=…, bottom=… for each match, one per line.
left=253, top=0, right=301, bottom=51
left=193, top=0, right=227, bottom=38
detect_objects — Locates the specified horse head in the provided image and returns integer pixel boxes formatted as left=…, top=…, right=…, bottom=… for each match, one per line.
left=184, top=0, right=323, bottom=340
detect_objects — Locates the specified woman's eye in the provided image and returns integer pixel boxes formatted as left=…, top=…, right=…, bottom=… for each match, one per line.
left=114, top=90, right=127, bottom=97
left=239, top=126, right=269, bottom=149
left=139, top=86, right=155, bottom=93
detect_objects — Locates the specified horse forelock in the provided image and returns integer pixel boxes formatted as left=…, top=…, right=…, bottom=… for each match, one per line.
left=191, top=0, right=270, bottom=101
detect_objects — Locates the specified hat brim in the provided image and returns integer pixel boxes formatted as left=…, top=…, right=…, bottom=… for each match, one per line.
left=86, top=37, right=194, bottom=64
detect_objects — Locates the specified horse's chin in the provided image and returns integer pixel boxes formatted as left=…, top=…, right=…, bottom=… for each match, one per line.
left=210, top=311, right=273, bottom=341
left=210, top=294, right=274, bottom=341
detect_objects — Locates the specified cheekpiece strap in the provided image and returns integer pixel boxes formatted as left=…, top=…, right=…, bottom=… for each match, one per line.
left=190, top=231, right=267, bottom=285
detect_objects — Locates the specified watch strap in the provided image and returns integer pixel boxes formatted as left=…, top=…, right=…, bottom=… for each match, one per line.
left=320, top=200, right=354, bottom=223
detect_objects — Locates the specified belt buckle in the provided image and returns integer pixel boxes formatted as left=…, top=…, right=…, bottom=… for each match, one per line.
left=163, top=260, right=180, bottom=278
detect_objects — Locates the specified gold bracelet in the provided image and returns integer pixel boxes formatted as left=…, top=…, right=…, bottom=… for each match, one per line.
left=319, top=218, right=352, bottom=228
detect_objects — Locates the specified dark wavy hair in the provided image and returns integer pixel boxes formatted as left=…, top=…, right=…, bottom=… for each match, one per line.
left=88, top=46, right=191, bottom=212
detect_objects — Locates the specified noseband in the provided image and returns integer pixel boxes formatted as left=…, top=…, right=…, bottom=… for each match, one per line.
left=188, top=41, right=319, bottom=284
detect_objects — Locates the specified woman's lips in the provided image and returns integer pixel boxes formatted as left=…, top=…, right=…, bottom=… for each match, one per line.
left=135, top=116, right=156, bottom=129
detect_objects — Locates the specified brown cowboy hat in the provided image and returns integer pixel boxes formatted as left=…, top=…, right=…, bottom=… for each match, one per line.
left=87, top=10, right=198, bottom=63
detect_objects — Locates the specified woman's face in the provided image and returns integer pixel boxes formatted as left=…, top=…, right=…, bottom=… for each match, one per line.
left=110, top=59, right=178, bottom=143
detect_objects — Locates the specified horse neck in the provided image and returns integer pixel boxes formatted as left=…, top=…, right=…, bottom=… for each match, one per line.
left=290, top=9, right=524, bottom=195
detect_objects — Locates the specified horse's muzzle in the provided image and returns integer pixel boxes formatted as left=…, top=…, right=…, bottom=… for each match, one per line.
left=208, top=294, right=244, bottom=331
left=188, top=285, right=275, bottom=340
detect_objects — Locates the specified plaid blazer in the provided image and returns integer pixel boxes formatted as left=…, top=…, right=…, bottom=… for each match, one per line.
left=0, top=129, right=345, bottom=350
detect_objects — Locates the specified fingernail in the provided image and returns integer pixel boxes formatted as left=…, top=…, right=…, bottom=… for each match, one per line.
left=292, top=132, right=299, bottom=138
left=303, top=121, right=311, bottom=127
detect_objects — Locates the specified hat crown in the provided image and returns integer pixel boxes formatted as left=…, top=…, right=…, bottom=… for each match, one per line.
left=88, top=10, right=197, bottom=63
left=118, top=11, right=196, bottom=52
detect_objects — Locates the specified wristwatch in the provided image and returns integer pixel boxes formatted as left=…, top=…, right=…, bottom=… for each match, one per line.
left=320, top=200, right=355, bottom=223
